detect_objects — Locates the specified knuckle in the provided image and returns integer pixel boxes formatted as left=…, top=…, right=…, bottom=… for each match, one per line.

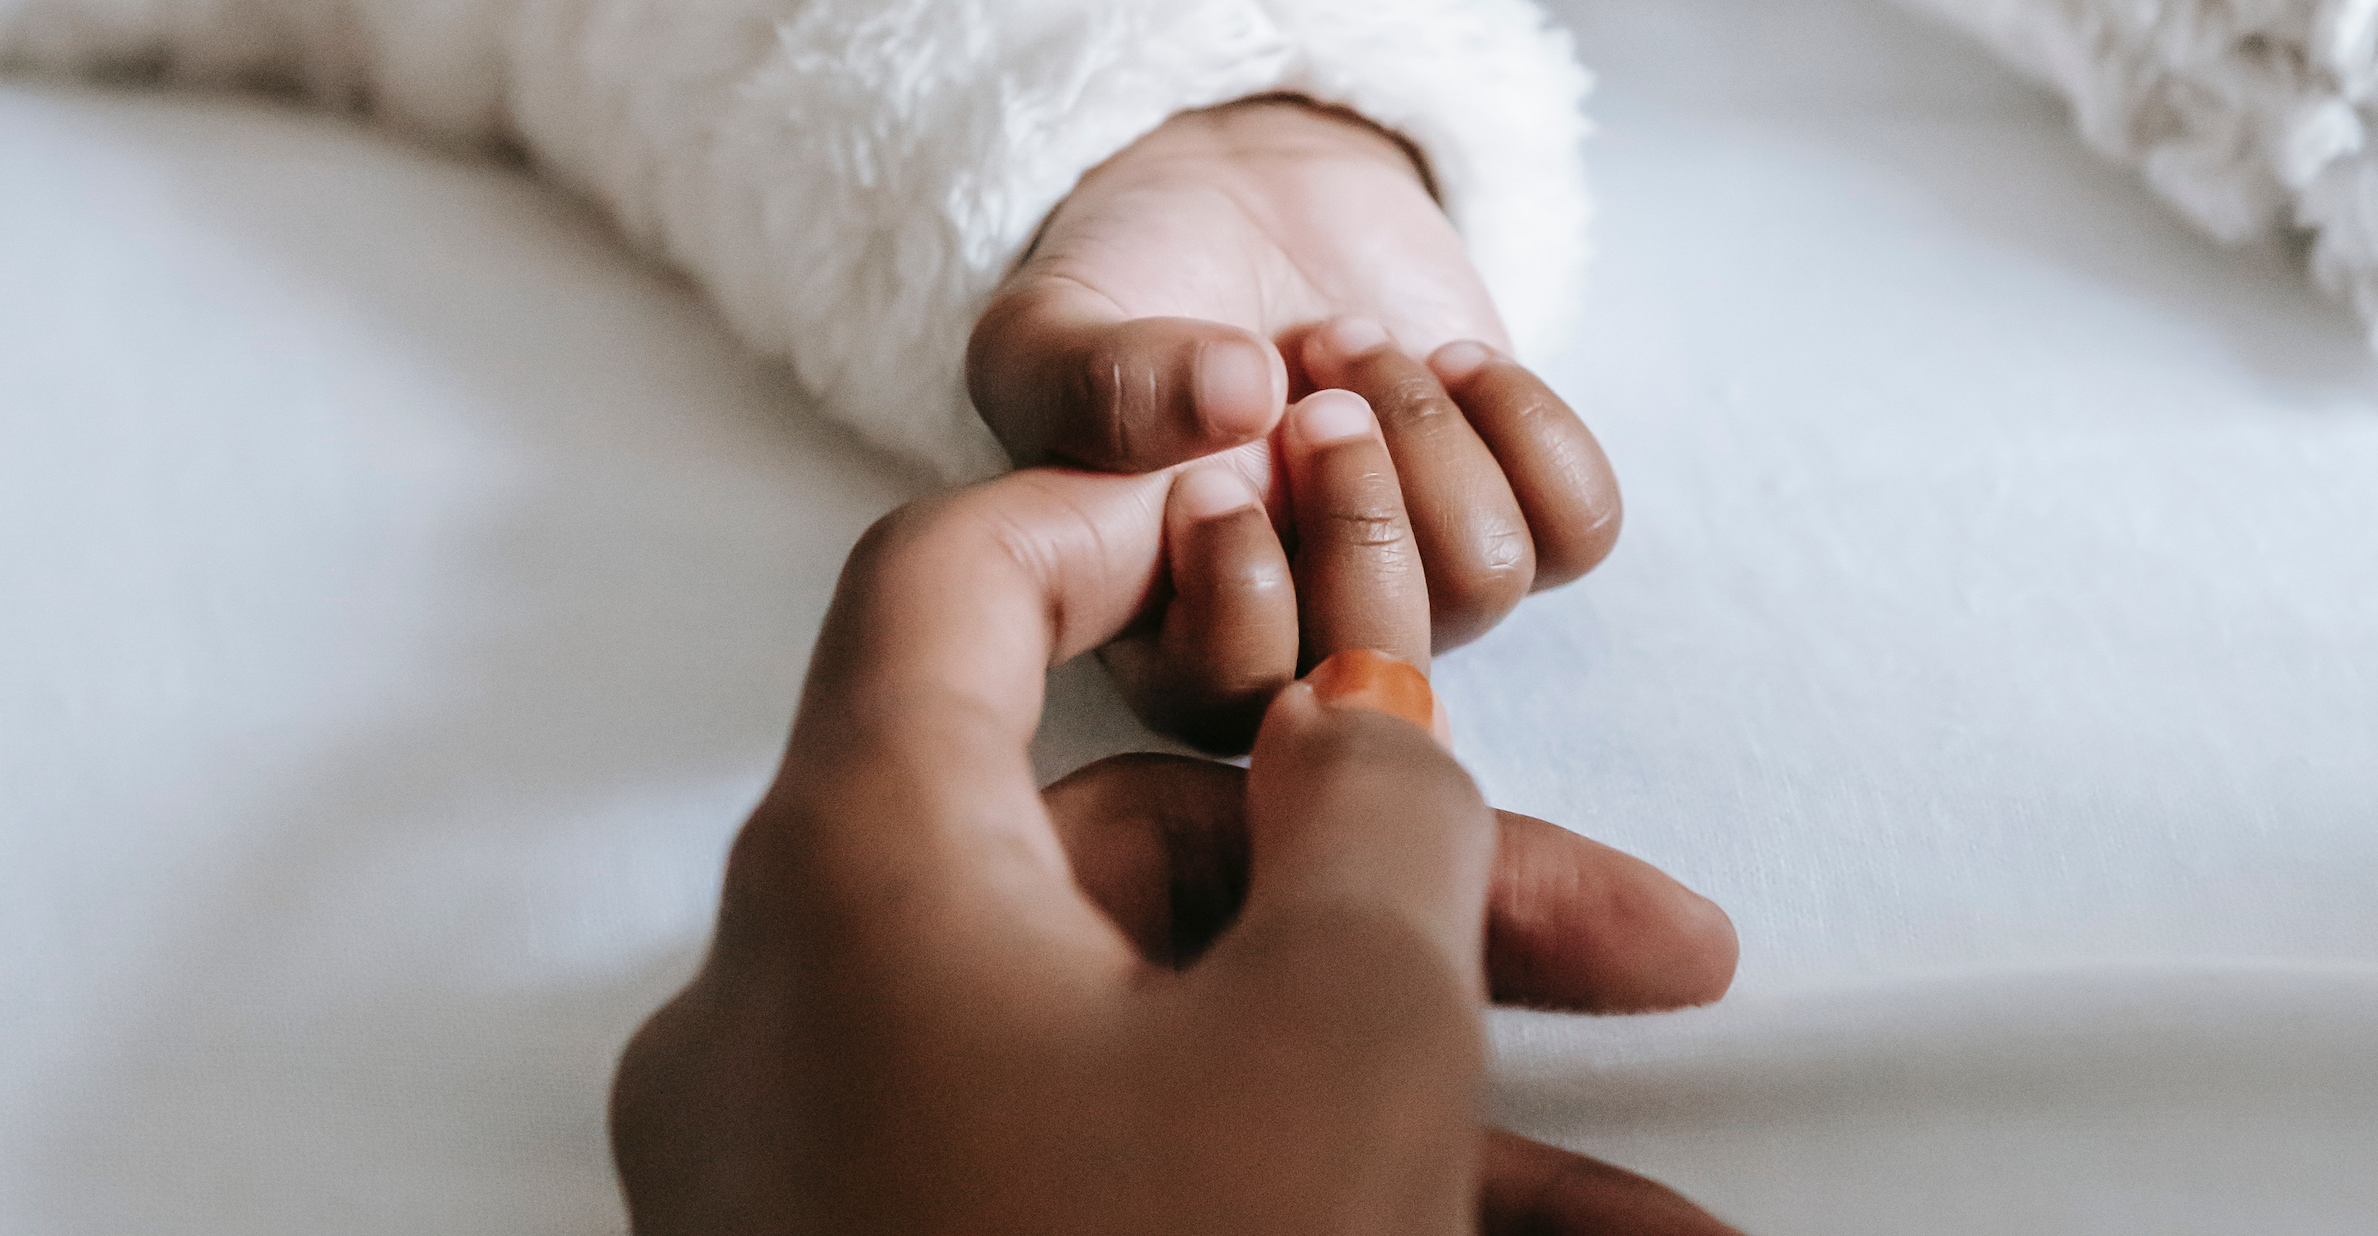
left=1063, top=343, right=1135, bottom=468
left=1504, top=391, right=1565, bottom=426
left=1230, top=555, right=1297, bottom=603
left=1532, top=503, right=1621, bottom=587
left=1440, top=530, right=1532, bottom=602
left=1478, top=522, right=1533, bottom=573
left=711, top=798, right=836, bottom=959
left=845, top=494, right=960, bottom=577
left=1471, top=363, right=1567, bottom=418
left=1328, top=513, right=1409, bottom=548
left=977, top=472, right=1103, bottom=581
left=1317, top=492, right=1413, bottom=549
left=856, top=474, right=1103, bottom=604
left=1380, top=375, right=1457, bottom=419
left=1423, top=524, right=1532, bottom=639
left=1199, top=541, right=1295, bottom=604
left=1078, top=329, right=1183, bottom=469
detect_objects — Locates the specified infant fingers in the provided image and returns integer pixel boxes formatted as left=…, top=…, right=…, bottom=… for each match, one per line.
left=1100, top=465, right=1298, bottom=753
left=1430, top=342, right=1621, bottom=591
left=1282, top=389, right=1434, bottom=673
left=1106, top=389, right=1435, bottom=750
left=1305, top=317, right=1533, bottom=651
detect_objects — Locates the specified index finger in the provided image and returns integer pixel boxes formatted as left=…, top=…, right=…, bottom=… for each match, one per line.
left=720, top=468, right=1178, bottom=983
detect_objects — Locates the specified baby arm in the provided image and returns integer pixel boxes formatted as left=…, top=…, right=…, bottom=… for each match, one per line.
left=0, top=0, right=1595, bottom=477
left=2, top=0, right=1613, bottom=718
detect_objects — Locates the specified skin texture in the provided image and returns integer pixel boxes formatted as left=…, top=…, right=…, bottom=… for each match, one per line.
left=1102, top=389, right=1435, bottom=752
left=1104, top=387, right=1508, bottom=753
left=1303, top=649, right=1443, bottom=743
left=967, top=97, right=1624, bottom=667
left=609, top=460, right=1742, bottom=1236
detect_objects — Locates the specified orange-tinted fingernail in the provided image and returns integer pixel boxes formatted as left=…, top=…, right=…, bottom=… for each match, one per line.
left=1305, top=649, right=1447, bottom=745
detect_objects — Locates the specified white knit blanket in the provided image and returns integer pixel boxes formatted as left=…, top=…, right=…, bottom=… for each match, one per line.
left=1911, top=0, right=2378, bottom=341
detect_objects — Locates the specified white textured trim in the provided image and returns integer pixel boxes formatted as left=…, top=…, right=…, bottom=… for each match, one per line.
left=1905, top=0, right=2378, bottom=346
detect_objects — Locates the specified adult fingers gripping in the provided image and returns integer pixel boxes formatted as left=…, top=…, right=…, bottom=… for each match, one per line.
left=1217, top=670, right=1494, bottom=1001
left=618, top=466, right=1194, bottom=1236
left=967, top=275, right=1287, bottom=472
left=718, top=455, right=1447, bottom=986
left=1305, top=317, right=1534, bottom=651
left=1041, top=752, right=1737, bottom=1012
left=1153, top=672, right=1496, bottom=1236
left=623, top=465, right=1736, bottom=1236
left=721, top=467, right=1185, bottom=990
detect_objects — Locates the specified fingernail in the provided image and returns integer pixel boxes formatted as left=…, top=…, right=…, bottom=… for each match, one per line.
left=1293, top=389, right=1374, bottom=445
left=1429, top=340, right=1494, bottom=384
left=1318, top=315, right=1392, bottom=360
left=1305, top=649, right=1437, bottom=735
left=1174, top=465, right=1259, bottom=520
left=1194, top=339, right=1280, bottom=433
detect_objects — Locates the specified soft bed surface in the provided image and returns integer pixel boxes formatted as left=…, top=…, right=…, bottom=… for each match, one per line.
left=3, top=1, right=2373, bottom=1232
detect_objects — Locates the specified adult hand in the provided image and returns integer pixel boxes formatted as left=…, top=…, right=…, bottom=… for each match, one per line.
left=610, top=457, right=1740, bottom=1234
left=966, top=96, right=1622, bottom=655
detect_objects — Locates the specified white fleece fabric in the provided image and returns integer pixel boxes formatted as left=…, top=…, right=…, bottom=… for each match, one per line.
left=0, top=0, right=1592, bottom=479
left=1905, top=0, right=2378, bottom=346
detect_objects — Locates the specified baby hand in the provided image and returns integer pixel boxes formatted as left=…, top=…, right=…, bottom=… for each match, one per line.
left=1101, top=387, right=1431, bottom=753
left=967, top=97, right=1619, bottom=654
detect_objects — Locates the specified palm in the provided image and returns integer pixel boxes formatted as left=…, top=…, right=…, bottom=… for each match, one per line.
left=1030, top=103, right=1508, bottom=369
left=968, top=99, right=1509, bottom=471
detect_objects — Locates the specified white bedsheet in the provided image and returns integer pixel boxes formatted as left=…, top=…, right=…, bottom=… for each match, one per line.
left=3, top=1, right=2373, bottom=1232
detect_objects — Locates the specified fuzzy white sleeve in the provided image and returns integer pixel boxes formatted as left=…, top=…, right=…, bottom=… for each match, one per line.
left=0, top=0, right=1593, bottom=480
left=1900, top=0, right=2378, bottom=346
